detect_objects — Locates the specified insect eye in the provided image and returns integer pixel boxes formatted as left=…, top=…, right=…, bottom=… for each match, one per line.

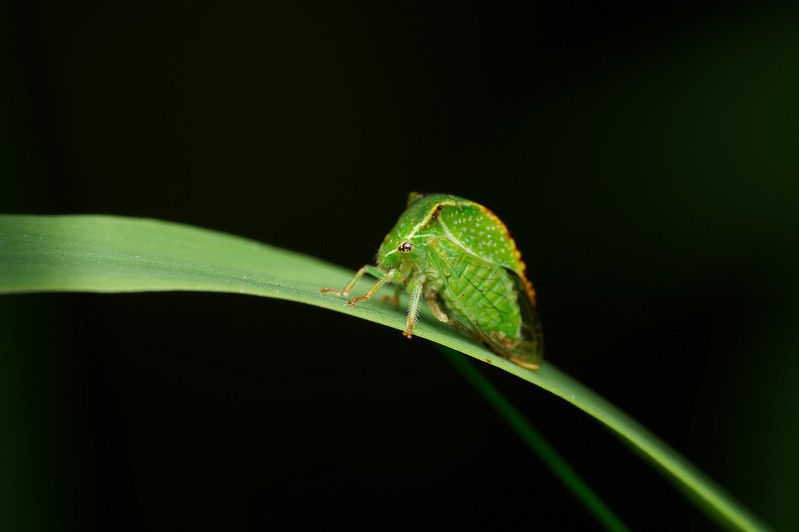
left=398, top=242, right=413, bottom=253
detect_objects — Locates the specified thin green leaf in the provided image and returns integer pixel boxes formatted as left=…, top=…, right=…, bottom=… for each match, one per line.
left=442, top=347, right=631, bottom=532
left=0, top=214, right=772, bottom=531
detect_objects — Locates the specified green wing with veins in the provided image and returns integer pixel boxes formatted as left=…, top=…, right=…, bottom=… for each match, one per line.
left=427, top=237, right=543, bottom=368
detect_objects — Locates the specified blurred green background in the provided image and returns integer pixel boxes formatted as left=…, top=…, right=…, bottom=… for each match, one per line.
left=2, top=1, right=797, bottom=530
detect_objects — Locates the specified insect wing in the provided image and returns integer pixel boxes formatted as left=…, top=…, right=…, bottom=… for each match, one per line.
left=501, top=268, right=544, bottom=369
left=430, top=238, right=543, bottom=369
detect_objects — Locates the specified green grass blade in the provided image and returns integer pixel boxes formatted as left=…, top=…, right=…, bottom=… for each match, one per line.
left=0, top=214, right=772, bottom=531
left=441, top=347, right=631, bottom=532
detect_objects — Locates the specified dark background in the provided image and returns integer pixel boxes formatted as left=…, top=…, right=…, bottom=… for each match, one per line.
left=2, top=1, right=798, bottom=530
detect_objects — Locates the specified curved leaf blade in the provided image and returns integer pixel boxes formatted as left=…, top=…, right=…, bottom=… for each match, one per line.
left=0, top=214, right=771, bottom=531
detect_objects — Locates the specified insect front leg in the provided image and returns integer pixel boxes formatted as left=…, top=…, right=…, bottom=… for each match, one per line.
left=321, top=265, right=387, bottom=298
left=347, top=268, right=397, bottom=307
left=381, top=285, right=402, bottom=308
left=402, top=278, right=425, bottom=339
left=322, top=265, right=397, bottom=308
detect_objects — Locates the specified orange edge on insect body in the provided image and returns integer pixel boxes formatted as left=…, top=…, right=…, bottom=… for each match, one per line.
left=475, top=203, right=537, bottom=309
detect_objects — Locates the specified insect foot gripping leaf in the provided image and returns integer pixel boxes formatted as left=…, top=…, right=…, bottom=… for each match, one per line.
left=321, top=192, right=544, bottom=370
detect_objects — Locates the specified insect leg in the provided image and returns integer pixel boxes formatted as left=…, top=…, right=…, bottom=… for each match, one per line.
left=381, top=285, right=401, bottom=308
left=320, top=264, right=386, bottom=297
left=402, top=279, right=425, bottom=338
left=346, top=268, right=396, bottom=307
left=424, top=285, right=451, bottom=324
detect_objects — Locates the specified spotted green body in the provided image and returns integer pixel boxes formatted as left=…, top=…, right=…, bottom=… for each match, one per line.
left=321, top=192, right=543, bottom=369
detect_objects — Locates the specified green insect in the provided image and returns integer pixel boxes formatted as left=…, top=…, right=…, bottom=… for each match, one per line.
left=321, top=192, right=543, bottom=370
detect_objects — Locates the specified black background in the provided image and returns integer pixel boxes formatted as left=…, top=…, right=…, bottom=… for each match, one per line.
left=2, top=1, right=798, bottom=530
